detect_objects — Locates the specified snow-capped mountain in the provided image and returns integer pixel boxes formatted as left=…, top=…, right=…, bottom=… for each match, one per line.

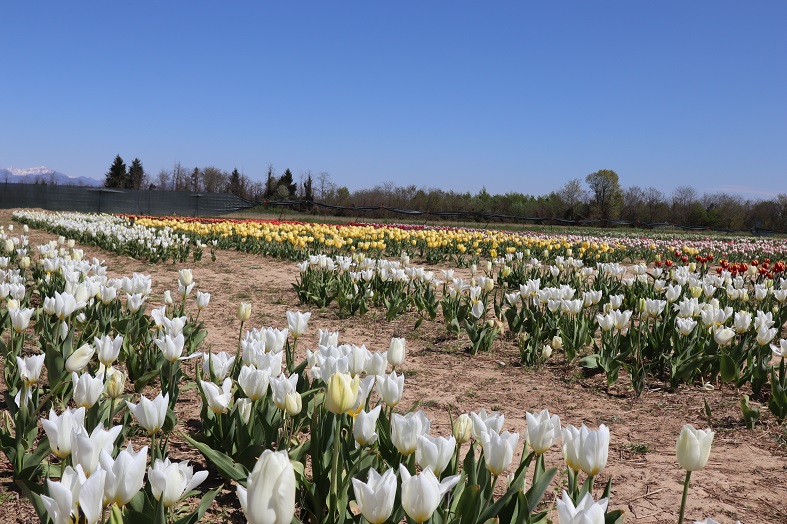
left=0, top=166, right=102, bottom=186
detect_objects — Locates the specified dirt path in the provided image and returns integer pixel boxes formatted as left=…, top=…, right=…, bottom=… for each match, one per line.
left=0, top=209, right=784, bottom=524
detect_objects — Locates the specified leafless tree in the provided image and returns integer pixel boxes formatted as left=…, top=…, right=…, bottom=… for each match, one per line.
left=156, top=169, right=171, bottom=190
left=200, top=166, right=227, bottom=193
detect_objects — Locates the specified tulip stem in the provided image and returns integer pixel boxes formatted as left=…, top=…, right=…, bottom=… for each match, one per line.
left=532, top=454, right=544, bottom=491
left=485, top=474, right=499, bottom=507
left=107, top=397, right=116, bottom=428
left=329, top=415, right=342, bottom=523
left=678, top=470, right=691, bottom=524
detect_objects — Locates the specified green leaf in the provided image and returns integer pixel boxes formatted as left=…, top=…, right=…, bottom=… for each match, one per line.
left=15, top=479, right=48, bottom=523
left=525, top=467, right=556, bottom=514
left=182, top=433, right=247, bottom=482
left=456, top=484, right=482, bottom=524
left=720, top=354, right=737, bottom=383
left=174, top=484, right=223, bottom=524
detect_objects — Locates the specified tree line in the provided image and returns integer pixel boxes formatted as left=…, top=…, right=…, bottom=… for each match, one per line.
left=104, top=156, right=787, bottom=232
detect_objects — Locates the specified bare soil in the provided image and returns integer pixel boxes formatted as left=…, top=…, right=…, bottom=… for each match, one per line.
left=0, top=209, right=785, bottom=524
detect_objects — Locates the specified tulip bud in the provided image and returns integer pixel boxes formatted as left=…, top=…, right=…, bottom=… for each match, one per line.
left=551, top=335, right=563, bottom=351
left=106, top=370, right=126, bottom=398
left=453, top=414, right=472, bottom=444
left=284, top=391, right=302, bottom=416
left=237, top=302, right=252, bottom=322
left=542, top=344, right=553, bottom=360
left=235, top=398, right=253, bottom=424
left=713, top=327, right=735, bottom=346
left=66, top=343, right=95, bottom=373
left=163, top=290, right=173, bottom=305
left=178, top=268, right=193, bottom=287
left=676, top=424, right=714, bottom=471
left=196, top=291, right=211, bottom=310
left=325, top=372, right=360, bottom=414
left=387, top=337, right=406, bottom=367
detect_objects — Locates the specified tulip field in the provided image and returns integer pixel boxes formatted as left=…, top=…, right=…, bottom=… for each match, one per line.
left=1, top=210, right=786, bottom=524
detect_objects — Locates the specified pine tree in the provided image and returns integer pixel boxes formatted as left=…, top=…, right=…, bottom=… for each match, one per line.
left=128, top=158, right=144, bottom=189
left=228, top=168, right=242, bottom=196
left=278, top=169, right=296, bottom=198
left=263, top=164, right=276, bottom=199
left=104, top=155, right=128, bottom=188
left=304, top=173, right=314, bottom=202
left=191, top=167, right=200, bottom=192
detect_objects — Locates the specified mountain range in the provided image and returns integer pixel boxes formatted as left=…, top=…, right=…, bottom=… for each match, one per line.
left=0, top=166, right=102, bottom=186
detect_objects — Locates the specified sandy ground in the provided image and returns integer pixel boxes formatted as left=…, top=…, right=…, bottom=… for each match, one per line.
left=0, top=209, right=785, bottom=524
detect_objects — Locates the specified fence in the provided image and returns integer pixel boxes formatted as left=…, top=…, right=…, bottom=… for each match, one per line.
left=0, top=183, right=257, bottom=216
left=1, top=183, right=782, bottom=236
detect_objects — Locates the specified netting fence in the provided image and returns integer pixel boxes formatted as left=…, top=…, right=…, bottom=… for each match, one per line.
left=1, top=183, right=783, bottom=236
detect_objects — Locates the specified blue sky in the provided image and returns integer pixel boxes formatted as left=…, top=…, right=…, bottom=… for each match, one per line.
left=1, top=1, right=785, bottom=199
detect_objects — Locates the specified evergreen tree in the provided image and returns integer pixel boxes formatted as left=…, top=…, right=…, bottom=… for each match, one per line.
left=263, top=164, right=276, bottom=199
left=228, top=168, right=242, bottom=196
left=304, top=173, right=314, bottom=202
left=278, top=168, right=296, bottom=198
left=104, top=155, right=128, bottom=188
left=128, top=158, right=144, bottom=190
left=191, top=167, right=201, bottom=192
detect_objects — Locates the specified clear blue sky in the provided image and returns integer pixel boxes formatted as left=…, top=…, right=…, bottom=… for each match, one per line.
left=2, top=1, right=785, bottom=199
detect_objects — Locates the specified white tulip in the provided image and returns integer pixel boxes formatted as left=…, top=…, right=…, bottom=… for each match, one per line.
left=72, top=372, right=103, bottom=409
left=556, top=490, right=608, bottom=524
left=126, top=392, right=169, bottom=434
left=376, top=370, right=404, bottom=408
left=351, top=468, right=397, bottom=524
left=388, top=337, right=406, bottom=367
left=236, top=450, right=296, bottom=524
left=40, top=407, right=86, bottom=459
left=353, top=405, right=382, bottom=447
left=99, top=444, right=148, bottom=506
left=391, top=411, right=431, bottom=456
left=65, top=343, right=95, bottom=373
left=286, top=310, right=311, bottom=338
left=416, top=434, right=456, bottom=475
left=148, top=458, right=208, bottom=508
left=399, top=465, right=460, bottom=523
left=525, top=409, right=561, bottom=455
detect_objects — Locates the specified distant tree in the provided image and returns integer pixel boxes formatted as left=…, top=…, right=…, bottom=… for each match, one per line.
left=277, top=169, right=296, bottom=198
left=228, top=168, right=242, bottom=196
left=585, top=169, right=623, bottom=224
left=558, top=178, right=586, bottom=220
left=128, top=158, right=145, bottom=190
left=200, top=166, right=227, bottom=193
left=621, top=186, right=645, bottom=222
left=317, top=171, right=336, bottom=201
left=264, top=163, right=277, bottom=199
left=191, top=167, right=201, bottom=192
left=671, top=185, right=698, bottom=225
left=303, top=173, right=314, bottom=202
left=104, top=155, right=128, bottom=188
left=643, top=187, right=666, bottom=223
left=172, top=162, right=190, bottom=191
left=155, top=169, right=171, bottom=190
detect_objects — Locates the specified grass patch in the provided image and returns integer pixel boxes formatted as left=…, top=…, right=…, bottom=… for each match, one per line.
left=625, top=442, right=651, bottom=454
